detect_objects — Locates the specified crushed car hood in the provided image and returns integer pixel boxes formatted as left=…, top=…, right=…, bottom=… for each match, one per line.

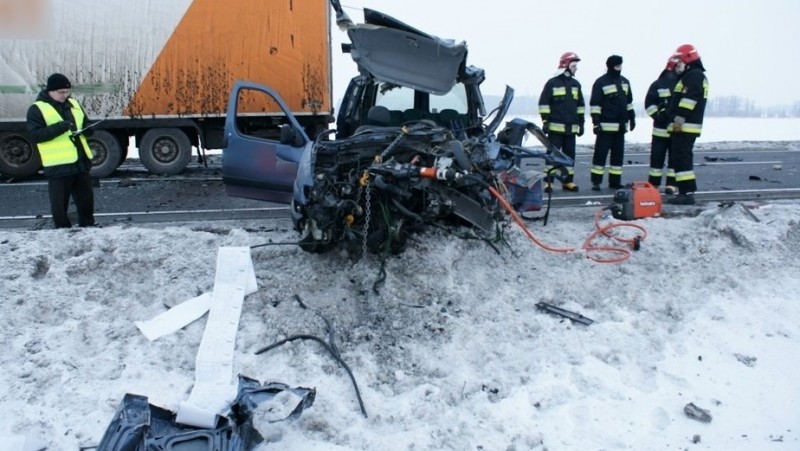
left=342, top=7, right=468, bottom=95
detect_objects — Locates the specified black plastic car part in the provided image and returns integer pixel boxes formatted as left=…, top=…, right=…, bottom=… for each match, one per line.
left=95, top=376, right=315, bottom=451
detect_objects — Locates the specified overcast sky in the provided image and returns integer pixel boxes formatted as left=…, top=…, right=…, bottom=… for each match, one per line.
left=331, top=0, right=800, bottom=108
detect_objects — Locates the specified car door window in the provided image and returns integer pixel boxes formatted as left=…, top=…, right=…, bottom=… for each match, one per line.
left=235, top=88, right=290, bottom=141
left=222, top=84, right=299, bottom=203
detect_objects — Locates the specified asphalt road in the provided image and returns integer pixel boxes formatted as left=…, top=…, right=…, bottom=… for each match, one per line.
left=529, top=142, right=800, bottom=206
left=1, top=143, right=799, bottom=229
left=0, top=157, right=288, bottom=229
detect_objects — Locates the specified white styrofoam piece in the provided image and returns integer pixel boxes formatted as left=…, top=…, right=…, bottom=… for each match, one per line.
left=211, top=247, right=258, bottom=295
left=174, top=400, right=219, bottom=429
left=134, top=292, right=212, bottom=341
left=176, top=247, right=254, bottom=426
left=133, top=246, right=256, bottom=341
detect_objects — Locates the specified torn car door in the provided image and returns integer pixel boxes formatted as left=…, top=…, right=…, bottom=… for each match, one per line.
left=222, top=81, right=309, bottom=204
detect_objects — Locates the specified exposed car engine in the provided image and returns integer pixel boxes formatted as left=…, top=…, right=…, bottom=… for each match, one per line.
left=293, top=118, right=571, bottom=256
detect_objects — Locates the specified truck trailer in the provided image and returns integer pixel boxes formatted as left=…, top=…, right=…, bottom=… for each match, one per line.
left=0, top=0, right=333, bottom=179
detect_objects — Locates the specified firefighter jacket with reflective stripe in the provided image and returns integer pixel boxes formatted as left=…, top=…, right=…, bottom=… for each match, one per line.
left=589, top=71, right=634, bottom=133
left=538, top=72, right=586, bottom=134
left=644, top=69, right=679, bottom=138
left=666, top=63, right=708, bottom=136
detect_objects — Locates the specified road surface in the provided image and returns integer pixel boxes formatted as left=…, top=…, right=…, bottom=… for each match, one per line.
left=1, top=143, right=798, bottom=229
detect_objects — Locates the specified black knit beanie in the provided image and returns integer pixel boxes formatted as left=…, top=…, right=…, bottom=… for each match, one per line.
left=606, top=55, right=623, bottom=69
left=46, top=73, right=72, bottom=91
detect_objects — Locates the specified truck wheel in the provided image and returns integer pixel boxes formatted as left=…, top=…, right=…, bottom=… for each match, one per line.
left=88, top=130, right=123, bottom=178
left=139, top=128, right=192, bottom=175
left=0, top=133, right=40, bottom=178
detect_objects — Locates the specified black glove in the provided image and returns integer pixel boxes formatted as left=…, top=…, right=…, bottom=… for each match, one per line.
left=629, top=118, right=636, bottom=131
left=542, top=121, right=550, bottom=133
left=55, top=121, right=73, bottom=134
left=578, top=123, right=584, bottom=137
left=593, top=124, right=601, bottom=135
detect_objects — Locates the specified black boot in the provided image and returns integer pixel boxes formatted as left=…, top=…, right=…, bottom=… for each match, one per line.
left=668, top=193, right=695, bottom=205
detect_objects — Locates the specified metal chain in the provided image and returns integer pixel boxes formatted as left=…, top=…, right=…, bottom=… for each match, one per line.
left=362, top=179, right=372, bottom=258
left=377, top=129, right=407, bottom=162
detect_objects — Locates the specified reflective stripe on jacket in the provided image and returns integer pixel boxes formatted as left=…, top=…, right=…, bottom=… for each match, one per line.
left=539, top=73, right=586, bottom=135
left=666, top=64, right=709, bottom=136
left=644, top=69, right=678, bottom=137
left=34, top=98, right=92, bottom=167
left=589, top=72, right=634, bottom=129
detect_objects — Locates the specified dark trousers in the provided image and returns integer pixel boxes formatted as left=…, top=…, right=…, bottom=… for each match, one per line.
left=48, top=172, right=95, bottom=228
left=546, top=133, right=576, bottom=184
left=591, top=132, right=625, bottom=186
left=648, top=135, right=675, bottom=187
left=671, top=133, right=698, bottom=194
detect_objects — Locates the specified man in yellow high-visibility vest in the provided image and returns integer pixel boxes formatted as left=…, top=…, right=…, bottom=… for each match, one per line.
left=26, top=73, right=96, bottom=228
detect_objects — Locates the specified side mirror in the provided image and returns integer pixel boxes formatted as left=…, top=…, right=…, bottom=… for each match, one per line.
left=280, top=124, right=305, bottom=147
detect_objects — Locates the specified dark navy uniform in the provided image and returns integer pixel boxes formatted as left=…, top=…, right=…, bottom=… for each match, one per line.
left=644, top=66, right=679, bottom=190
left=539, top=68, right=585, bottom=190
left=589, top=55, right=635, bottom=189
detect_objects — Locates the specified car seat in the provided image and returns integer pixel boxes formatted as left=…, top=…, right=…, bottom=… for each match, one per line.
left=437, top=109, right=460, bottom=128
left=354, top=105, right=394, bottom=135
left=401, top=108, right=426, bottom=123
left=365, top=105, right=392, bottom=126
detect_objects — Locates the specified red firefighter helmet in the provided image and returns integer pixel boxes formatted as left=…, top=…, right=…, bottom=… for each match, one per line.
left=672, top=44, right=700, bottom=64
left=558, top=52, right=581, bottom=69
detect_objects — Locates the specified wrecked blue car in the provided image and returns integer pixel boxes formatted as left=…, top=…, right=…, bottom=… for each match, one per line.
left=222, top=1, right=572, bottom=255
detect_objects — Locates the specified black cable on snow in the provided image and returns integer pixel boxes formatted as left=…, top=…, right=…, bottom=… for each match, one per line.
left=254, top=295, right=368, bottom=418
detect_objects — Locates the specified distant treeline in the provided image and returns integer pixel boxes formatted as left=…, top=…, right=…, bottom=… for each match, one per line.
left=490, top=95, right=800, bottom=118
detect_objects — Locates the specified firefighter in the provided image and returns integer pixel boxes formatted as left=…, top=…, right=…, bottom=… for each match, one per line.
left=664, top=44, right=709, bottom=205
left=644, top=56, right=681, bottom=194
left=589, top=55, right=635, bottom=191
left=26, top=73, right=96, bottom=228
left=538, top=51, right=586, bottom=192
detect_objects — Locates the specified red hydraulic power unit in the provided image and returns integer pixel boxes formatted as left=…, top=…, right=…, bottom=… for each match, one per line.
left=610, top=181, right=662, bottom=220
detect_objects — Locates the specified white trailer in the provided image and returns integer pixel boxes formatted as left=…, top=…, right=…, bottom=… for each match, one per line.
left=0, top=0, right=333, bottom=178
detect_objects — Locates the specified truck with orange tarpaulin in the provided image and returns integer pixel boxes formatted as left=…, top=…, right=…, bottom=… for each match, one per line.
left=0, top=0, right=333, bottom=178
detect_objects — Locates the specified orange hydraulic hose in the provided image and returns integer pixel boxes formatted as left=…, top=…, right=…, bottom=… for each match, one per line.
left=487, top=185, right=648, bottom=263
left=488, top=185, right=574, bottom=253
left=575, top=208, right=649, bottom=263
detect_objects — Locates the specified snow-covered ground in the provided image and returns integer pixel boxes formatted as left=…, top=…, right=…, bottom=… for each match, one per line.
left=2, top=173, right=799, bottom=449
